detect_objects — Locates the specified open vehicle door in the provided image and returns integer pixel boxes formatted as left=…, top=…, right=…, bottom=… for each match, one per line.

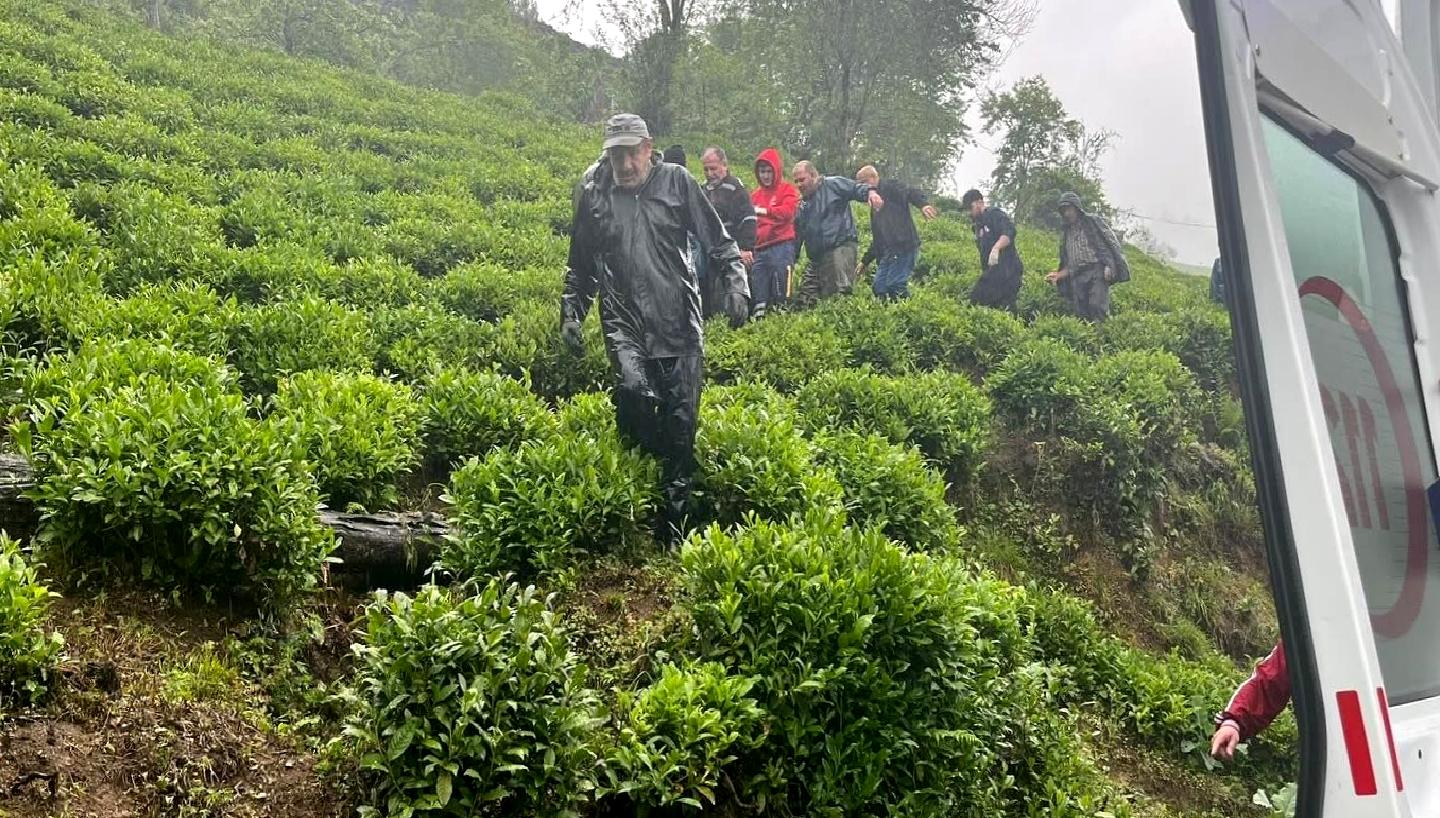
left=1187, top=0, right=1440, bottom=815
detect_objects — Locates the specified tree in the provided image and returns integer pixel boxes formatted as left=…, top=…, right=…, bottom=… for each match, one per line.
left=982, top=75, right=1114, bottom=227
left=596, top=0, right=712, bottom=138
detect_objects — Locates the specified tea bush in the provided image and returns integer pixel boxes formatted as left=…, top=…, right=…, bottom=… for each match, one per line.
left=693, top=397, right=844, bottom=527
left=1093, top=348, right=1199, bottom=466
left=18, top=337, right=234, bottom=423
left=271, top=370, right=424, bottom=510
left=230, top=294, right=377, bottom=393
left=0, top=250, right=106, bottom=357
left=985, top=338, right=1094, bottom=432
left=706, top=311, right=847, bottom=392
left=339, top=581, right=599, bottom=818
left=0, top=534, right=64, bottom=707
left=812, top=295, right=915, bottom=374
left=19, top=376, right=334, bottom=606
left=490, top=299, right=609, bottom=400
left=1029, top=313, right=1102, bottom=355
left=888, top=293, right=1025, bottom=375
left=603, top=661, right=766, bottom=811
left=371, top=303, right=496, bottom=383
left=796, top=369, right=991, bottom=480
left=812, top=430, right=960, bottom=551
left=420, top=367, right=557, bottom=467
left=431, top=262, right=561, bottom=324
left=680, top=515, right=1110, bottom=816
left=79, top=279, right=238, bottom=358
left=443, top=431, right=660, bottom=578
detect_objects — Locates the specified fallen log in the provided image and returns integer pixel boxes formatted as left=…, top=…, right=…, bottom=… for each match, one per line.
left=0, top=453, right=447, bottom=587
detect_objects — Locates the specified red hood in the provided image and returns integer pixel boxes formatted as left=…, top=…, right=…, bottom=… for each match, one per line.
left=755, top=147, right=784, bottom=190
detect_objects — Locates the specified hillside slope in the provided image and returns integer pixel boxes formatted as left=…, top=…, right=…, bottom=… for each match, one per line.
left=0, top=3, right=1290, bottom=817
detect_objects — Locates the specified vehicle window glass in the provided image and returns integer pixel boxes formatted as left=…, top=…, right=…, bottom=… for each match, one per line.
left=1265, top=117, right=1440, bottom=703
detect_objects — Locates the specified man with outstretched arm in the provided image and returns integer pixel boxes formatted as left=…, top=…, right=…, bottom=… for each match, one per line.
left=854, top=165, right=937, bottom=301
left=562, top=114, right=749, bottom=545
left=792, top=160, right=884, bottom=308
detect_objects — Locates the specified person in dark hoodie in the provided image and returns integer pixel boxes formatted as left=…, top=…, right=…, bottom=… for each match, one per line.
left=1047, top=191, right=1127, bottom=322
left=562, top=114, right=749, bottom=545
left=700, top=147, right=757, bottom=319
left=962, top=189, right=1024, bottom=312
left=750, top=147, right=799, bottom=317
left=792, top=159, right=884, bottom=308
left=854, top=165, right=937, bottom=301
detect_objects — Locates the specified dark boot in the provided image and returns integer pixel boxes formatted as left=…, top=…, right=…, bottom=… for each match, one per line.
left=658, top=478, right=693, bottom=550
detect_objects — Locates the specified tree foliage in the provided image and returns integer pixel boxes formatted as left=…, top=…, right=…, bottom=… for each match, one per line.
left=982, top=75, right=1114, bottom=227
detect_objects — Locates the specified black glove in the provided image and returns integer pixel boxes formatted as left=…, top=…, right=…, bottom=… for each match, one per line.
left=724, top=292, right=749, bottom=329
left=561, top=320, right=584, bottom=353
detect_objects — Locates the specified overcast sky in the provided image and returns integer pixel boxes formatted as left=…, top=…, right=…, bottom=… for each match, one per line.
left=534, top=1, right=1226, bottom=264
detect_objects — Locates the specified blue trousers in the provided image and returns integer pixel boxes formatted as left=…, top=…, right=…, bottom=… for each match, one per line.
left=872, top=247, right=919, bottom=300
left=750, top=241, right=797, bottom=315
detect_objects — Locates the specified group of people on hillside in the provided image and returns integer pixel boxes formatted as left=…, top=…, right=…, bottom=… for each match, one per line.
left=563, top=113, right=1294, bottom=763
left=561, top=112, right=1127, bottom=543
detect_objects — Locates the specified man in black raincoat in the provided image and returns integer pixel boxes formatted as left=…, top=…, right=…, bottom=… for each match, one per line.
left=962, top=189, right=1023, bottom=312
left=562, top=114, right=750, bottom=544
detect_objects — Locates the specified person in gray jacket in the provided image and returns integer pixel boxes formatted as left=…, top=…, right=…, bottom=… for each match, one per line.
left=791, top=160, right=884, bottom=308
left=562, top=114, right=749, bottom=544
left=1047, top=191, right=1127, bottom=322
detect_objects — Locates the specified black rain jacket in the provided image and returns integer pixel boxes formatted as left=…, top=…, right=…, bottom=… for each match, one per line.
left=562, top=155, right=748, bottom=365
left=704, top=174, right=757, bottom=251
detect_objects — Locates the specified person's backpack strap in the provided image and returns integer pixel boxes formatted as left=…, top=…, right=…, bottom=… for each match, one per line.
left=1089, top=215, right=1131, bottom=284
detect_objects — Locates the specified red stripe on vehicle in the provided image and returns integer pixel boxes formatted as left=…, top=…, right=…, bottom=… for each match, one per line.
left=1377, top=688, right=1403, bottom=792
left=1337, top=689, right=1378, bottom=795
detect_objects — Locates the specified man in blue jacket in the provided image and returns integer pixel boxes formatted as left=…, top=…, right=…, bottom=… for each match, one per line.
left=791, top=160, right=884, bottom=308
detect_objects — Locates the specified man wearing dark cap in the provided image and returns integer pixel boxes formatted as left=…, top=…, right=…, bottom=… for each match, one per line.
left=962, top=189, right=1023, bottom=312
left=1046, top=191, right=1128, bottom=322
left=562, top=113, right=750, bottom=545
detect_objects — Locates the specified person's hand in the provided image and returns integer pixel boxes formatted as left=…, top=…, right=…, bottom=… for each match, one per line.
left=921, top=205, right=938, bottom=220
left=724, top=291, right=749, bottom=329
left=1103, top=266, right=1116, bottom=283
left=857, top=262, right=871, bottom=278
left=1210, top=722, right=1241, bottom=761
left=561, top=320, right=584, bottom=354
left=988, top=246, right=1001, bottom=268
left=1045, top=270, right=1067, bottom=285
left=868, top=190, right=885, bottom=210
left=740, top=250, right=754, bottom=267
left=754, top=206, right=768, bottom=216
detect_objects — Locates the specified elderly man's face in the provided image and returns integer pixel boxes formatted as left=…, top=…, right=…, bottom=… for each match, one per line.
left=793, top=165, right=819, bottom=196
left=609, top=140, right=653, bottom=188
left=702, top=152, right=727, bottom=184
left=968, top=198, right=986, bottom=220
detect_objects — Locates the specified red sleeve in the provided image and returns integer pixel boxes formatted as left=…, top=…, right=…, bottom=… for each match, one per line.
left=770, top=184, right=798, bottom=222
left=1221, top=642, right=1291, bottom=740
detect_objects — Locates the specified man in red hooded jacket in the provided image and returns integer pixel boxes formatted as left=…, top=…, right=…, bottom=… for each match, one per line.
left=749, top=147, right=799, bottom=318
left=1211, top=641, right=1290, bottom=761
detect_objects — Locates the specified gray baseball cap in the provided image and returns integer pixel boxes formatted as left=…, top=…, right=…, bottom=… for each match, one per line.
left=602, top=113, right=651, bottom=149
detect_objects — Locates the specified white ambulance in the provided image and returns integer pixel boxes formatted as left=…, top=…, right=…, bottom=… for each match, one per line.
left=1187, top=0, right=1440, bottom=814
